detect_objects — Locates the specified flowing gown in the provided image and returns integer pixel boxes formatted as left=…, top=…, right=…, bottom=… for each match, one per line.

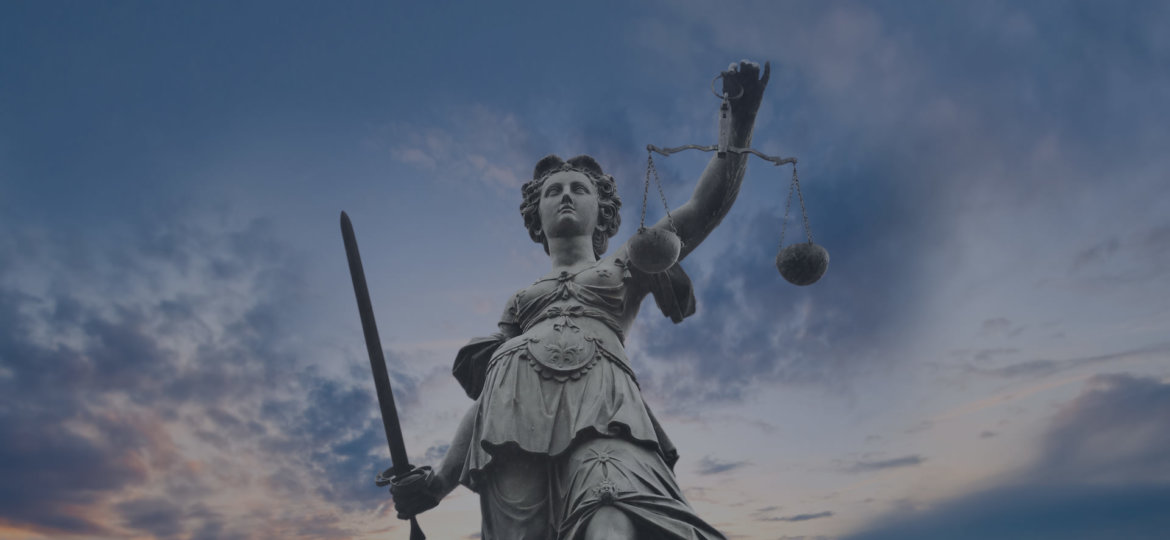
left=452, top=246, right=726, bottom=539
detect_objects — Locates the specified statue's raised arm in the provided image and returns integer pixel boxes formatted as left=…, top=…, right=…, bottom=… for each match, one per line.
left=640, top=60, right=770, bottom=262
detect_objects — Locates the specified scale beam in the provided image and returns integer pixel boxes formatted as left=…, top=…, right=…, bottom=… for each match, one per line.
left=646, top=144, right=797, bottom=166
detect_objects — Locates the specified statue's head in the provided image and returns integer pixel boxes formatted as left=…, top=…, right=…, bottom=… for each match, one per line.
left=521, top=155, right=621, bottom=259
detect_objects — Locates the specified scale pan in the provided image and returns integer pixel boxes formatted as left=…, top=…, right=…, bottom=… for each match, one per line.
left=776, top=242, right=829, bottom=286
left=629, top=227, right=682, bottom=274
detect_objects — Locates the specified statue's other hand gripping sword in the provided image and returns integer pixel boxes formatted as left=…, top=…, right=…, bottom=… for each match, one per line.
left=341, top=211, right=427, bottom=540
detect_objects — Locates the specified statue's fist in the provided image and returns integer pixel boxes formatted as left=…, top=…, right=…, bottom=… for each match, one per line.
left=388, top=466, right=442, bottom=519
left=722, top=60, right=770, bottom=118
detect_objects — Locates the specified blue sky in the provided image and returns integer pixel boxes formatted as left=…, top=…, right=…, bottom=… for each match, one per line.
left=2, top=1, right=1169, bottom=539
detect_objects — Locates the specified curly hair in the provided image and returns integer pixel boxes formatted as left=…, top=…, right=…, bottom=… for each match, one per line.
left=520, top=154, right=621, bottom=259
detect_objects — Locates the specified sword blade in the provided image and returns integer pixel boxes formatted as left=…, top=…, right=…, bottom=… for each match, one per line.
left=340, top=211, right=412, bottom=474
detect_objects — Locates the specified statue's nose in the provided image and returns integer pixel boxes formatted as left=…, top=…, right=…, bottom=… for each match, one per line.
left=561, top=193, right=573, bottom=204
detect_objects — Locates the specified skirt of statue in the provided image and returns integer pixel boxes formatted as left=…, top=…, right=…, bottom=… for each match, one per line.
left=460, top=342, right=726, bottom=540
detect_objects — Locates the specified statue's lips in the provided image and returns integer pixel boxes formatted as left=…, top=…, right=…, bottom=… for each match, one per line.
left=558, top=206, right=575, bottom=214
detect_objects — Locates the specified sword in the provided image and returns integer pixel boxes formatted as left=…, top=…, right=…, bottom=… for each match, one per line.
left=340, top=211, right=425, bottom=540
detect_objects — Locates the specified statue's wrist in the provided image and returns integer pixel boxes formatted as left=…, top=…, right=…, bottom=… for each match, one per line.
left=731, top=111, right=759, bottom=134
left=731, top=109, right=759, bottom=129
left=730, top=124, right=757, bottom=148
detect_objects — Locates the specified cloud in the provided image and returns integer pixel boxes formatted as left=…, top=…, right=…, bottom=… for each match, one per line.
left=383, top=105, right=543, bottom=191
left=974, top=343, right=1170, bottom=380
left=423, top=443, right=451, bottom=463
left=1072, top=237, right=1122, bottom=271
left=0, top=289, right=152, bottom=535
left=117, top=497, right=186, bottom=540
left=948, top=347, right=1019, bottom=364
left=634, top=200, right=925, bottom=406
left=845, top=484, right=1170, bottom=540
left=978, top=318, right=1024, bottom=339
left=844, top=455, right=926, bottom=474
left=844, top=373, right=1170, bottom=539
left=0, top=217, right=403, bottom=538
left=1067, top=223, right=1170, bottom=285
left=760, top=511, right=834, bottom=523
left=1036, top=373, right=1170, bottom=484
left=696, top=456, right=750, bottom=475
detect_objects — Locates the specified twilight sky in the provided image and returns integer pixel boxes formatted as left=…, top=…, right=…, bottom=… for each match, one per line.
left=2, top=1, right=1169, bottom=539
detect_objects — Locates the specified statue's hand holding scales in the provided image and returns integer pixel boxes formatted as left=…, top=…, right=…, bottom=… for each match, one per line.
left=629, top=61, right=771, bottom=274
left=722, top=60, right=770, bottom=121
left=639, top=60, right=829, bottom=285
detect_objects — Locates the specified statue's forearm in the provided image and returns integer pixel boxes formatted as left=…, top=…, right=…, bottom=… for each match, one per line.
left=434, top=404, right=476, bottom=497
left=670, top=113, right=758, bottom=259
left=697, top=113, right=756, bottom=218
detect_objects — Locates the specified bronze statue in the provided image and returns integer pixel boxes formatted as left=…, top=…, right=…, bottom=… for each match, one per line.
left=390, top=61, right=771, bottom=540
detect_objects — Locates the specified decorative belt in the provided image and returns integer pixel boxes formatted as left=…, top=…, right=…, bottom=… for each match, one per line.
left=518, top=337, right=635, bottom=383
left=520, top=305, right=626, bottom=342
left=480, top=305, right=634, bottom=384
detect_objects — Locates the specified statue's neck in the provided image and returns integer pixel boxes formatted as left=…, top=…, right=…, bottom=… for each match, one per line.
left=547, top=235, right=595, bottom=269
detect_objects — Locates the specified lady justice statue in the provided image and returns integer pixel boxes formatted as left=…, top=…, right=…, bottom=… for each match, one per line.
left=388, top=60, right=771, bottom=540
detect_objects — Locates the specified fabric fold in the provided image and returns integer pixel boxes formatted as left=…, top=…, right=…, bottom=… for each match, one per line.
left=622, top=260, right=697, bottom=324
left=453, top=333, right=508, bottom=399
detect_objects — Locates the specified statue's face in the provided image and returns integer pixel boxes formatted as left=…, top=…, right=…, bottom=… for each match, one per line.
left=538, top=171, right=599, bottom=241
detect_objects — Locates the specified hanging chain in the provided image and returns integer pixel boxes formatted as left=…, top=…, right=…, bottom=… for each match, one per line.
left=794, top=165, right=813, bottom=244
left=641, top=153, right=653, bottom=229
left=643, top=152, right=678, bottom=232
left=648, top=149, right=815, bottom=250
left=653, top=155, right=678, bottom=233
left=779, top=165, right=795, bottom=249
left=779, top=164, right=814, bottom=248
